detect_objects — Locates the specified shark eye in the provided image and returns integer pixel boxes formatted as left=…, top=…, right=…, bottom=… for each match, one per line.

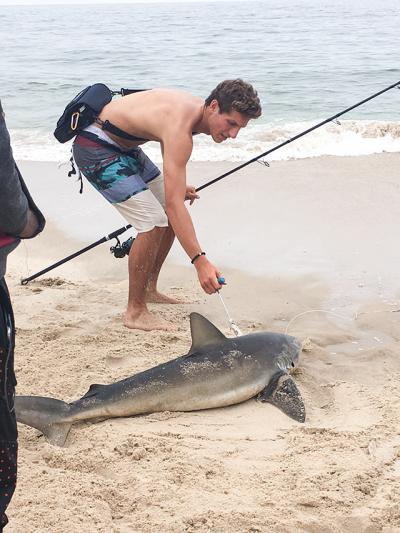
left=291, top=362, right=295, bottom=367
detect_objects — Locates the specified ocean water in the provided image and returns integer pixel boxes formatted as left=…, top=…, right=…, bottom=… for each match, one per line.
left=1, top=0, right=399, bottom=162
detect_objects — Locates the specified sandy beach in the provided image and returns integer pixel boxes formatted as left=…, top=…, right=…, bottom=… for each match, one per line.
left=4, top=154, right=400, bottom=532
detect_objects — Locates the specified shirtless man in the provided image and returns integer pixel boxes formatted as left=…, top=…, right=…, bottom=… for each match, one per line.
left=73, top=79, right=262, bottom=331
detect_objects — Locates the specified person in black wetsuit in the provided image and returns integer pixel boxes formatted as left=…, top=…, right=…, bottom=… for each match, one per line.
left=0, top=100, right=45, bottom=531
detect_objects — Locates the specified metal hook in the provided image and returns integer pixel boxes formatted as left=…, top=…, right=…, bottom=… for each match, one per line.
left=70, top=111, right=80, bottom=131
left=257, top=159, right=270, bottom=167
left=332, top=118, right=341, bottom=125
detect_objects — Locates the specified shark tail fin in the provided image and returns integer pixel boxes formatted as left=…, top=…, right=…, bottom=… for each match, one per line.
left=15, top=396, right=72, bottom=447
left=257, top=372, right=306, bottom=423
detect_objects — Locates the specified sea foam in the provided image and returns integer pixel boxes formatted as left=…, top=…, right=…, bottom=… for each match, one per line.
left=10, top=120, right=400, bottom=164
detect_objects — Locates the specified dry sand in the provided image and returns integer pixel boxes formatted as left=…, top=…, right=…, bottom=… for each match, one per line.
left=4, top=154, right=400, bottom=532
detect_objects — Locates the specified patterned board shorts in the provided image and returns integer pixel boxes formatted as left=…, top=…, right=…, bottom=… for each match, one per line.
left=73, top=131, right=161, bottom=204
left=73, top=130, right=169, bottom=233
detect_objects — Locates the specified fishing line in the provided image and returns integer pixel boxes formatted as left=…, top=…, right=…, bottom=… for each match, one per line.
left=21, top=241, right=31, bottom=280
left=216, top=289, right=242, bottom=337
left=285, top=309, right=354, bottom=335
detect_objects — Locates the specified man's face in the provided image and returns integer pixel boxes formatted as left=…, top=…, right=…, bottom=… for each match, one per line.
left=208, top=100, right=250, bottom=143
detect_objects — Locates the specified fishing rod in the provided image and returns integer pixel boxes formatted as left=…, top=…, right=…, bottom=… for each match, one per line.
left=21, top=80, right=400, bottom=285
left=196, top=79, right=400, bottom=192
left=20, top=224, right=132, bottom=285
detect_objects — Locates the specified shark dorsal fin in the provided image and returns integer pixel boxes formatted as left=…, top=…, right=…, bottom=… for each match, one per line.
left=81, top=383, right=105, bottom=400
left=188, top=313, right=226, bottom=355
left=257, top=372, right=306, bottom=423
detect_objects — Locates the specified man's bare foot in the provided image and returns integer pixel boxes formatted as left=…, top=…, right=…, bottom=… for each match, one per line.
left=124, top=310, right=176, bottom=331
left=145, top=291, right=182, bottom=304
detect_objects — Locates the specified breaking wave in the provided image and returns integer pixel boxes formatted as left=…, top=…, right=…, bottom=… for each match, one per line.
left=10, top=119, right=400, bottom=164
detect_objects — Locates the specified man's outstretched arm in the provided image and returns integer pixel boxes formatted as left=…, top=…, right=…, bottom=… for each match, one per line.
left=162, top=132, right=221, bottom=294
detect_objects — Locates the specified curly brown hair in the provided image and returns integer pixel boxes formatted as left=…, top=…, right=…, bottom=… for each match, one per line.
left=205, top=79, right=262, bottom=119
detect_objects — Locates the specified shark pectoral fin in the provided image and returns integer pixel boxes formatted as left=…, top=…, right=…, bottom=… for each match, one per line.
left=188, top=312, right=226, bottom=355
left=257, top=373, right=306, bottom=423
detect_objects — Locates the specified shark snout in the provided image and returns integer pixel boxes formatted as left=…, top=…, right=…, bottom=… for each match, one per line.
left=288, top=336, right=302, bottom=367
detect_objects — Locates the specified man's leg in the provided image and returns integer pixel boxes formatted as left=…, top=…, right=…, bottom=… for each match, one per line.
left=124, top=226, right=176, bottom=330
left=145, top=224, right=181, bottom=304
left=143, top=175, right=181, bottom=304
left=114, top=177, right=183, bottom=329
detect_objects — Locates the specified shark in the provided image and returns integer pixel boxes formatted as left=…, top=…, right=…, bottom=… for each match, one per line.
left=15, top=313, right=305, bottom=446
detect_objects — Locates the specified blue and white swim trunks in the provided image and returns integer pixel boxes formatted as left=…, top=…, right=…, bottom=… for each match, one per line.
left=73, top=126, right=168, bottom=233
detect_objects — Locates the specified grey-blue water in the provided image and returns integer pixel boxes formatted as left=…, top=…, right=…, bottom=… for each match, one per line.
left=1, top=0, right=399, bottom=161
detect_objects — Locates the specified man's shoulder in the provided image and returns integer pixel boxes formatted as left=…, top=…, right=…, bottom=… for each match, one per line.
left=159, top=91, right=203, bottom=130
left=147, top=88, right=200, bottom=106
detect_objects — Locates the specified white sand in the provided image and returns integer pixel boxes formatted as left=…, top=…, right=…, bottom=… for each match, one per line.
left=5, top=154, right=400, bottom=532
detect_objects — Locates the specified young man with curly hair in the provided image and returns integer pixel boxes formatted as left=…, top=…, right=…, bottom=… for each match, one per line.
left=73, top=79, right=262, bottom=331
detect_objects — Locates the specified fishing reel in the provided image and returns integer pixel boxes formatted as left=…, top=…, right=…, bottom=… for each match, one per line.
left=110, top=236, right=134, bottom=258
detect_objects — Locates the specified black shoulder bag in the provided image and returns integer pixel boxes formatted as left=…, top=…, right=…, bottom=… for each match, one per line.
left=54, top=83, right=146, bottom=143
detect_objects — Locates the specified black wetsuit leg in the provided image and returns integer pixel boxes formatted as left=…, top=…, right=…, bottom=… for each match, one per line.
left=0, top=278, right=17, bottom=531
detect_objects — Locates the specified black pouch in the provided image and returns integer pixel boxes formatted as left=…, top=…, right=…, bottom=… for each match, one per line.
left=54, top=83, right=113, bottom=143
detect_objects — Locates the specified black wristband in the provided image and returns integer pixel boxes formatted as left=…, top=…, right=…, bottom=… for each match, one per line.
left=191, top=252, right=206, bottom=264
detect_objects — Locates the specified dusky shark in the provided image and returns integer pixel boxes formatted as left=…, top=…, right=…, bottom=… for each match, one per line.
left=15, top=313, right=305, bottom=446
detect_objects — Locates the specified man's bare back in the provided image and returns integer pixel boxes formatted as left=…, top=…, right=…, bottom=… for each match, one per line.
left=97, top=89, right=205, bottom=149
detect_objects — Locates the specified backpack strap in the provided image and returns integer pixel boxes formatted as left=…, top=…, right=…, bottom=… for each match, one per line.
left=68, top=153, right=83, bottom=194
left=95, top=118, right=149, bottom=142
left=116, top=88, right=147, bottom=97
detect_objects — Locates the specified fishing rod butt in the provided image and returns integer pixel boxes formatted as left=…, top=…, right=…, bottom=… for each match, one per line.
left=20, top=223, right=134, bottom=285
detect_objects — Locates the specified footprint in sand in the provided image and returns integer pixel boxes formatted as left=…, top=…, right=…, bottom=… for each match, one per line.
left=105, top=354, right=133, bottom=369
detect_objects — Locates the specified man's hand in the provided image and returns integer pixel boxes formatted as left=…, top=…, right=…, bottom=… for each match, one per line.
left=194, top=255, right=222, bottom=294
left=185, top=185, right=199, bottom=205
